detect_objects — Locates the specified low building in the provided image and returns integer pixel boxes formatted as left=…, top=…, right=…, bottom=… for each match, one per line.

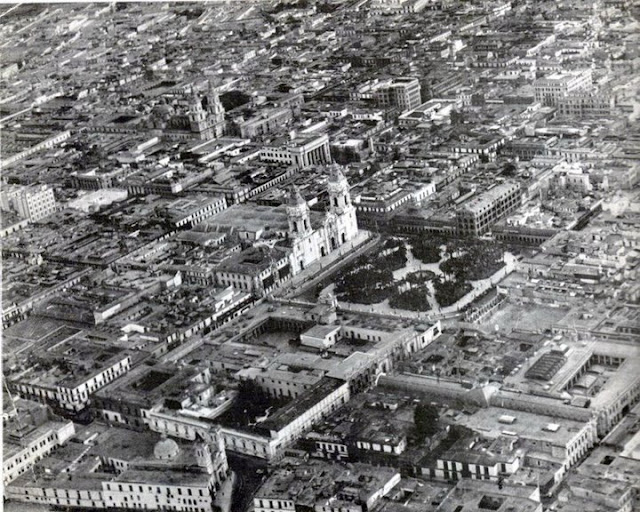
left=236, top=108, right=293, bottom=139
left=426, top=435, right=522, bottom=482
left=436, top=479, right=542, bottom=512
left=254, top=459, right=401, bottom=512
left=7, top=331, right=132, bottom=415
left=93, top=363, right=221, bottom=431
left=155, top=195, right=228, bottom=228
left=454, top=407, right=597, bottom=484
left=300, top=324, right=341, bottom=350
left=355, top=425, right=408, bottom=456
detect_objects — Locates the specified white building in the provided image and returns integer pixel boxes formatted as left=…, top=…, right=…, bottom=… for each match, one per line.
left=286, top=165, right=359, bottom=274
left=3, top=400, right=75, bottom=485
left=0, top=184, right=57, bottom=222
left=8, top=338, right=132, bottom=414
left=259, top=134, right=331, bottom=169
left=5, top=431, right=228, bottom=512
left=300, top=324, right=341, bottom=350
left=147, top=377, right=350, bottom=461
left=534, top=70, right=593, bottom=106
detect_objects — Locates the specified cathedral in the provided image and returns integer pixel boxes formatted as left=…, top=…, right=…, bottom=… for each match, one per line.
left=148, top=82, right=225, bottom=140
left=285, top=165, right=359, bottom=274
left=206, top=165, right=360, bottom=296
left=188, top=82, right=225, bottom=140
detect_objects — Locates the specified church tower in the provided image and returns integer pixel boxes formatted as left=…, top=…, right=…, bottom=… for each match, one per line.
left=188, top=83, right=225, bottom=140
left=328, top=165, right=352, bottom=214
left=327, top=165, right=358, bottom=244
left=204, top=82, right=225, bottom=138
left=286, top=186, right=312, bottom=237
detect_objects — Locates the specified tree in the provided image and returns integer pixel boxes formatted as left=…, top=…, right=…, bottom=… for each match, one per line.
left=219, top=90, right=251, bottom=111
left=414, top=401, right=439, bottom=440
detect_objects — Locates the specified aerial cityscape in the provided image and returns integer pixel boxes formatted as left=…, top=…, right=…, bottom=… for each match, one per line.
left=1, top=1, right=639, bottom=511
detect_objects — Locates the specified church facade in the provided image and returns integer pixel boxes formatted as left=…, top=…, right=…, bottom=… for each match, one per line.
left=207, top=165, right=360, bottom=297
left=286, top=165, right=359, bottom=275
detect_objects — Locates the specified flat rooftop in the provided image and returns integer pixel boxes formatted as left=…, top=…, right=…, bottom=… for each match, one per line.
left=454, top=406, right=589, bottom=447
left=257, top=377, right=345, bottom=433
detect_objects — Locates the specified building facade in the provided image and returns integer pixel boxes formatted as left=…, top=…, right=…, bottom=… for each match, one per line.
left=286, top=165, right=359, bottom=275
left=0, top=184, right=57, bottom=222
left=3, top=418, right=75, bottom=486
left=259, top=134, right=332, bottom=169
left=456, top=182, right=521, bottom=236
left=534, top=70, right=593, bottom=106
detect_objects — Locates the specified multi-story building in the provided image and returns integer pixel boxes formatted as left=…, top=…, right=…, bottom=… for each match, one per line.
left=93, top=363, right=220, bottom=432
left=188, top=83, right=226, bottom=140
left=216, top=246, right=292, bottom=296
left=259, top=134, right=331, bottom=169
left=5, top=428, right=229, bottom=512
left=534, top=70, right=593, bottom=106
left=456, top=182, right=521, bottom=236
left=286, top=166, right=359, bottom=274
left=556, top=92, right=616, bottom=119
left=374, top=77, right=423, bottom=112
left=3, top=399, right=75, bottom=485
left=146, top=376, right=350, bottom=461
left=352, top=77, right=422, bottom=112
left=354, top=181, right=436, bottom=227
left=0, top=184, right=57, bottom=222
left=237, top=363, right=325, bottom=399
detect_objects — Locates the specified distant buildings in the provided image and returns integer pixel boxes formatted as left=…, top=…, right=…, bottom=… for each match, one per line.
left=148, top=83, right=226, bottom=141
left=1, top=2, right=639, bottom=511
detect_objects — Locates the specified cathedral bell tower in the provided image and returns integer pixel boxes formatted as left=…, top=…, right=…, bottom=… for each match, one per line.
left=286, top=186, right=312, bottom=238
left=326, top=165, right=359, bottom=245
left=327, top=165, right=352, bottom=214
left=188, top=83, right=226, bottom=140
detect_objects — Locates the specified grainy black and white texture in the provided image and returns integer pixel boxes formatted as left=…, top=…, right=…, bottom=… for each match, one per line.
left=1, top=2, right=639, bottom=512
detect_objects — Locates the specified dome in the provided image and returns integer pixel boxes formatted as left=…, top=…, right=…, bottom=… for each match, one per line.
left=153, top=437, right=180, bottom=460
left=328, top=164, right=346, bottom=183
left=287, top=185, right=307, bottom=207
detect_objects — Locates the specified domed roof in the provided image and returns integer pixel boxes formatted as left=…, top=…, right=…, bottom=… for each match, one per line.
left=153, top=437, right=180, bottom=460
left=328, top=164, right=346, bottom=183
left=287, top=185, right=307, bottom=207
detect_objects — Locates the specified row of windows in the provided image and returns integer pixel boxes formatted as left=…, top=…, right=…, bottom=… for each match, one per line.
left=105, top=483, right=207, bottom=497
